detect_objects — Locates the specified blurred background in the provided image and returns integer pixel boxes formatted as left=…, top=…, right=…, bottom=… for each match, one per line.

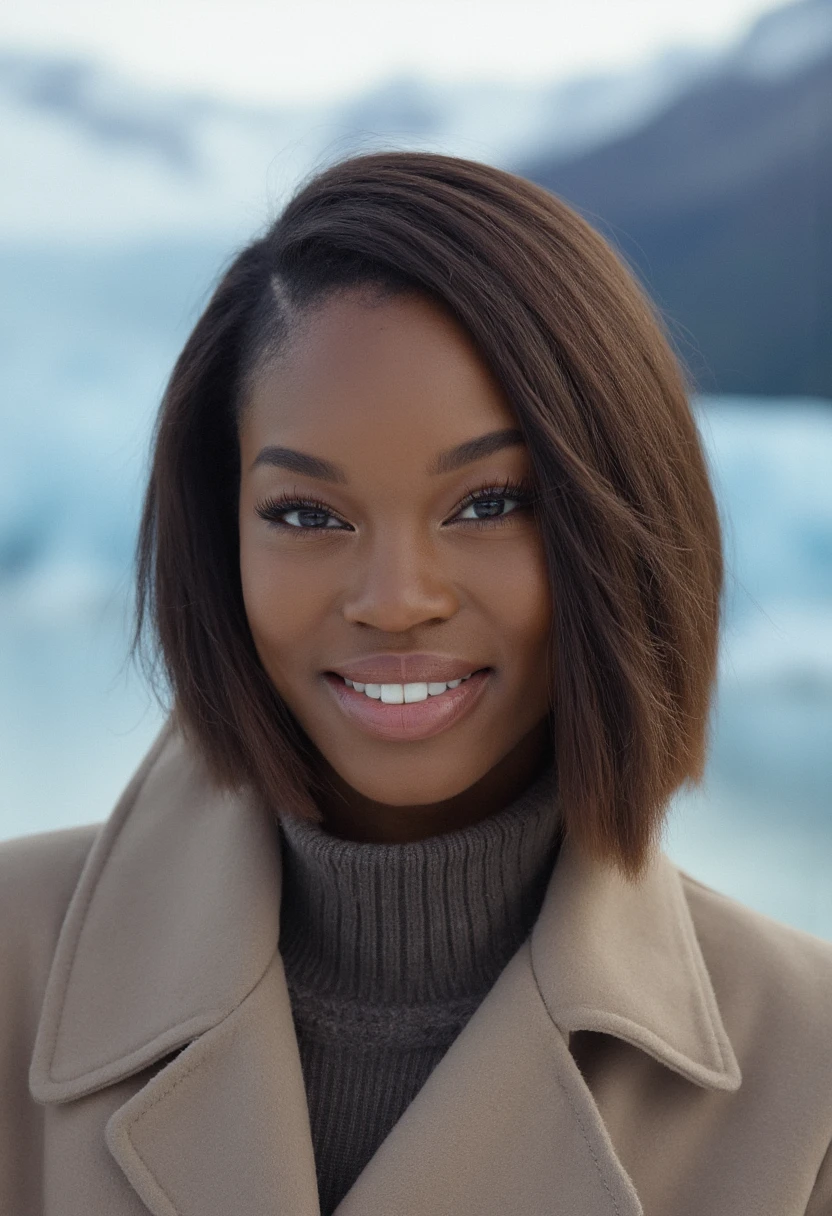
left=0, top=0, right=830, bottom=936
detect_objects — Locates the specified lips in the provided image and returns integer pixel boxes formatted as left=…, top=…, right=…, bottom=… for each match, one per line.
left=328, top=653, right=490, bottom=685
left=323, top=667, right=492, bottom=742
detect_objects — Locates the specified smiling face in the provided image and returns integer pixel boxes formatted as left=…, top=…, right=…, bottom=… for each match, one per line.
left=238, top=286, right=554, bottom=841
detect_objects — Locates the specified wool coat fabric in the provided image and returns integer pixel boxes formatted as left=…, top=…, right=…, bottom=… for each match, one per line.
left=2, top=718, right=831, bottom=1216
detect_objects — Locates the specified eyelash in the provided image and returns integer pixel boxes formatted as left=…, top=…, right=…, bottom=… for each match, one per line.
left=254, top=478, right=536, bottom=536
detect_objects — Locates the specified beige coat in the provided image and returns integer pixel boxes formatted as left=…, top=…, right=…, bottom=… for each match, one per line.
left=2, top=720, right=831, bottom=1215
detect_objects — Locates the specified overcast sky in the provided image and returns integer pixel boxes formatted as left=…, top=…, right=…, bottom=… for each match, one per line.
left=0, top=0, right=795, bottom=104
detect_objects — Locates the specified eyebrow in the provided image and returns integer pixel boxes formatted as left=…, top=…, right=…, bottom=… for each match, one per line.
left=250, top=427, right=526, bottom=482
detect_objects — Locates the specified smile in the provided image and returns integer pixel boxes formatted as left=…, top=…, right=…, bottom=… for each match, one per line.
left=322, top=668, right=492, bottom=742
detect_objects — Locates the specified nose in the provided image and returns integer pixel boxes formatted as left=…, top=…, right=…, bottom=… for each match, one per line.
left=341, top=526, right=459, bottom=632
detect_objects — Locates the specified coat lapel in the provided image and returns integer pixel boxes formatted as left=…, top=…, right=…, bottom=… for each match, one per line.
left=332, top=940, right=642, bottom=1216
left=29, top=721, right=319, bottom=1216
left=105, top=949, right=319, bottom=1216
left=530, top=831, right=742, bottom=1093
left=28, top=722, right=740, bottom=1216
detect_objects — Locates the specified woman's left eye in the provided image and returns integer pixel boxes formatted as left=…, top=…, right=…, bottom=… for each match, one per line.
left=456, top=483, right=534, bottom=525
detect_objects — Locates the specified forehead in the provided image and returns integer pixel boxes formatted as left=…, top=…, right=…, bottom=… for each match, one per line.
left=241, top=288, right=519, bottom=457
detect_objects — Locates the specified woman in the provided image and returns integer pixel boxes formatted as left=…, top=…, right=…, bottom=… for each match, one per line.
left=1, top=151, right=830, bottom=1216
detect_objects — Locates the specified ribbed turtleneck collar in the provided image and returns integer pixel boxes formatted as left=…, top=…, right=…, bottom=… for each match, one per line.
left=276, top=760, right=562, bottom=1006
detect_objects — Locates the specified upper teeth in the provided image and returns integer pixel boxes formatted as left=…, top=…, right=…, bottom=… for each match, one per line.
left=342, top=672, right=477, bottom=702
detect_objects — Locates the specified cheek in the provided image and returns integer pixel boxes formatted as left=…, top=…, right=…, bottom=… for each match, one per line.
left=480, top=533, right=553, bottom=661
left=239, top=533, right=328, bottom=656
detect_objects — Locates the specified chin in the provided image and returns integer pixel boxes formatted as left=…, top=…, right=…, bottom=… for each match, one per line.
left=319, top=749, right=490, bottom=808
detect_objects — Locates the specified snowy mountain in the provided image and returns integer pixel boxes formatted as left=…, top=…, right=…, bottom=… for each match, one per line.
left=1, top=1, right=827, bottom=246
left=730, top=0, right=832, bottom=78
left=0, top=41, right=720, bottom=242
left=523, top=0, right=832, bottom=398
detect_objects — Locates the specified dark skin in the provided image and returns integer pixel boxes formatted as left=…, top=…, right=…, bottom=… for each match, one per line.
left=238, top=286, right=554, bottom=844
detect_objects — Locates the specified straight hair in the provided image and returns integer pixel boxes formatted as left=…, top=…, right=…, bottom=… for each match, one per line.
left=134, top=150, right=724, bottom=879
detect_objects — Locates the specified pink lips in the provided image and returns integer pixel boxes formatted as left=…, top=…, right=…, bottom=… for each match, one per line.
left=323, top=668, right=492, bottom=742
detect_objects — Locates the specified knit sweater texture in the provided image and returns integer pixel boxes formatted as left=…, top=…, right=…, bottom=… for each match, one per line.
left=276, top=759, right=562, bottom=1216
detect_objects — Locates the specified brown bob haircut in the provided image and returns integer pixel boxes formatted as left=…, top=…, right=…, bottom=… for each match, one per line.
left=134, top=149, right=724, bottom=880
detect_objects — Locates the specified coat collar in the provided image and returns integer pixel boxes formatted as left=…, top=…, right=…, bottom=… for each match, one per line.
left=29, top=721, right=740, bottom=1216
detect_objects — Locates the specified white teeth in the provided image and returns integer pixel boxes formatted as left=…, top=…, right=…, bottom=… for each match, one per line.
left=342, top=671, right=478, bottom=701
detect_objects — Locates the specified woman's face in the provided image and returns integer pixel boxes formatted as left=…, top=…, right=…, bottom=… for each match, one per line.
left=238, top=287, right=554, bottom=838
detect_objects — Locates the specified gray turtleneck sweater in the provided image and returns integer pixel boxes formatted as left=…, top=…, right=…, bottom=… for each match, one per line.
left=276, top=761, right=562, bottom=1216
